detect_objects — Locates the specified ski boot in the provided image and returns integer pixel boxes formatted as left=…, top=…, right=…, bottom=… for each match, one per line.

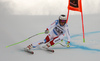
left=24, top=44, right=34, bottom=54
left=24, top=44, right=33, bottom=51
left=40, top=42, right=54, bottom=52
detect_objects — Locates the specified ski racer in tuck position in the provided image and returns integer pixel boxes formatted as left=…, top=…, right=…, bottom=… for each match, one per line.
left=24, top=14, right=71, bottom=52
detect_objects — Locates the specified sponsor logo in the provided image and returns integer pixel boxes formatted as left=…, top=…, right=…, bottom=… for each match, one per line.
left=70, top=0, right=78, bottom=8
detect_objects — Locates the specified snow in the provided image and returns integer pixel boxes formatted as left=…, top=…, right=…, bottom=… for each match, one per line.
left=0, top=14, right=100, bottom=61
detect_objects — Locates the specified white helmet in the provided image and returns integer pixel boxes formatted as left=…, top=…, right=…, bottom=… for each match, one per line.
left=59, top=15, right=67, bottom=26
left=59, top=15, right=67, bottom=20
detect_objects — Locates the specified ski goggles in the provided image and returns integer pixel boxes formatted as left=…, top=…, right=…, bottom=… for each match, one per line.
left=60, top=20, right=66, bottom=23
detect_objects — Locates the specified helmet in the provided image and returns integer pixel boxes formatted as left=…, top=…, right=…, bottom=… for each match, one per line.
left=59, top=15, right=67, bottom=26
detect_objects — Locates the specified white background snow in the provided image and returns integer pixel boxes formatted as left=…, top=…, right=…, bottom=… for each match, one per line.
left=0, top=0, right=100, bottom=15
left=0, top=0, right=100, bottom=61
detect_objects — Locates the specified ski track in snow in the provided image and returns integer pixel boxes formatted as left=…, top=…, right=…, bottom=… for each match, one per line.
left=33, top=31, right=100, bottom=52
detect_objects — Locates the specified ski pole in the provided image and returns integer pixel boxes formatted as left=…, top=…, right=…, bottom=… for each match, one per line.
left=52, top=40, right=67, bottom=47
left=59, top=43, right=66, bottom=47
left=6, top=32, right=45, bottom=48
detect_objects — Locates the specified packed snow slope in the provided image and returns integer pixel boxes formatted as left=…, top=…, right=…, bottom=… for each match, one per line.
left=0, top=14, right=100, bottom=61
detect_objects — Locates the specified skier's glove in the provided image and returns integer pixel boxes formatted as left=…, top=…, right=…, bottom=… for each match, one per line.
left=45, top=28, right=49, bottom=34
left=66, top=41, right=70, bottom=48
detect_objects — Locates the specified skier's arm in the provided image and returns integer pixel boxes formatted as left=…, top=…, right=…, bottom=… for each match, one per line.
left=45, top=20, right=56, bottom=32
left=46, top=21, right=56, bottom=30
left=45, top=20, right=56, bottom=34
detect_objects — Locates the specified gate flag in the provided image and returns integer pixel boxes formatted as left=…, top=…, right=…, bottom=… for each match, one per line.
left=66, top=0, right=85, bottom=42
left=68, top=0, right=82, bottom=12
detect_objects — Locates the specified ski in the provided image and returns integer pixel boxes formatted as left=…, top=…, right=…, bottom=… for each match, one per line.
left=25, top=50, right=34, bottom=54
left=27, top=50, right=34, bottom=54
left=46, top=49, right=54, bottom=53
left=24, top=48, right=34, bottom=54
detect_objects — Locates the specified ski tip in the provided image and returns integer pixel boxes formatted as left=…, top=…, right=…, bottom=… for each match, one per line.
left=32, top=52, right=34, bottom=54
left=52, top=50, right=54, bottom=52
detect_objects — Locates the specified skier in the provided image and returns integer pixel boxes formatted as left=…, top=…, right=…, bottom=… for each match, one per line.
left=24, top=14, right=71, bottom=52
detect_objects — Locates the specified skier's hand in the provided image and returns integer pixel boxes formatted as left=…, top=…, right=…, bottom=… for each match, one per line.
left=45, top=28, right=49, bottom=34
left=66, top=41, right=70, bottom=48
